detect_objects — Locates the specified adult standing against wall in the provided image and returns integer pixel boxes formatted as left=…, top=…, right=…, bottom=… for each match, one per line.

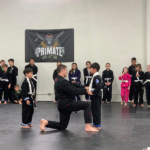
left=8, top=59, right=18, bottom=102
left=25, top=58, right=38, bottom=102
left=53, top=62, right=62, bottom=103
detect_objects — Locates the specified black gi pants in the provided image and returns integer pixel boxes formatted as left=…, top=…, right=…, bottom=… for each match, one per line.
left=0, top=83, right=9, bottom=101
left=22, top=99, right=34, bottom=125
left=31, top=78, right=37, bottom=100
left=133, top=85, right=144, bottom=105
left=46, top=101, right=91, bottom=130
left=8, top=77, right=17, bottom=102
left=129, top=83, right=134, bottom=100
left=146, top=86, right=150, bottom=105
left=91, top=96, right=101, bottom=127
left=103, top=85, right=112, bottom=102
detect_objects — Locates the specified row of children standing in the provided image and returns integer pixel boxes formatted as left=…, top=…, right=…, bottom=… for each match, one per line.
left=0, top=58, right=38, bottom=104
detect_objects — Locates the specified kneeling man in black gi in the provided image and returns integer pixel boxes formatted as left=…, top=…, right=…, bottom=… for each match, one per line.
left=40, top=64, right=99, bottom=132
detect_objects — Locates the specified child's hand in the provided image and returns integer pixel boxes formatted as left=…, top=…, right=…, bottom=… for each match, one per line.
left=128, top=86, right=130, bottom=90
left=26, top=100, right=30, bottom=105
left=88, top=91, right=93, bottom=95
left=8, top=84, right=11, bottom=89
left=85, top=87, right=89, bottom=91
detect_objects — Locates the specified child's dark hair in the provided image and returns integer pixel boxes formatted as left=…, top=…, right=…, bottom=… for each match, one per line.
left=131, top=57, right=136, bottom=61
left=30, top=58, right=34, bottom=61
left=90, top=63, right=100, bottom=71
left=70, top=63, right=78, bottom=73
left=23, top=68, right=33, bottom=75
left=3, top=64, right=8, bottom=68
left=8, top=59, right=14, bottom=63
left=135, top=63, right=142, bottom=71
left=122, top=67, right=128, bottom=73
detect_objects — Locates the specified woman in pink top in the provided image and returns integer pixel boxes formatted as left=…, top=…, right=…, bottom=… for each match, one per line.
left=119, top=67, right=131, bottom=106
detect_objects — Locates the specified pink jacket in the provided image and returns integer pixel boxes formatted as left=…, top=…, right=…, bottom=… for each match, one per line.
left=119, top=73, right=131, bottom=87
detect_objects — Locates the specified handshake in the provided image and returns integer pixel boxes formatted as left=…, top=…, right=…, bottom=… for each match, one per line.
left=85, top=87, right=93, bottom=95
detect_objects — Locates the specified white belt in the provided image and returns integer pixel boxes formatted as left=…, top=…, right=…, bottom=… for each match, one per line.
left=91, top=88, right=95, bottom=92
left=0, top=79, right=9, bottom=82
left=85, top=76, right=92, bottom=84
left=134, top=80, right=143, bottom=84
left=71, top=77, right=77, bottom=81
left=105, top=78, right=111, bottom=82
left=122, top=80, right=128, bottom=83
left=144, top=79, right=150, bottom=85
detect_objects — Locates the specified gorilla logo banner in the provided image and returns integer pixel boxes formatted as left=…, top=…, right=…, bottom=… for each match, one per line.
left=25, top=29, right=74, bottom=62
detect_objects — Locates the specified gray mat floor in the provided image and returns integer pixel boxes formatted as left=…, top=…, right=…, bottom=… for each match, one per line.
left=0, top=102, right=150, bottom=150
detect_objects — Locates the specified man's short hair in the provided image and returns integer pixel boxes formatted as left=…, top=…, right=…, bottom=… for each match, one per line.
left=3, top=64, right=8, bottom=68
left=23, top=68, right=33, bottom=75
left=8, top=59, right=14, bottom=63
left=57, top=64, right=67, bottom=73
left=1, top=60, right=5, bottom=63
left=90, top=63, right=100, bottom=71
left=131, top=57, right=136, bottom=61
left=30, top=58, right=34, bottom=61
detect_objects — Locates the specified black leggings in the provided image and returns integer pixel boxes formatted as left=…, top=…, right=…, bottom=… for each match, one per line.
left=46, top=101, right=92, bottom=130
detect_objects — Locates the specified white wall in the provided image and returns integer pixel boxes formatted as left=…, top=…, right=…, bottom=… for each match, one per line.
left=0, top=0, right=147, bottom=101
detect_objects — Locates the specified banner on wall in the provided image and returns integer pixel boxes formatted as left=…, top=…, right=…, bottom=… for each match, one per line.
left=25, top=29, right=74, bottom=62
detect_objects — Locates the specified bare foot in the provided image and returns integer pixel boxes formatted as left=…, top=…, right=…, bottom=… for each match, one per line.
left=53, top=101, right=58, bottom=103
left=133, top=104, right=136, bottom=107
left=86, top=100, right=88, bottom=102
left=93, top=126, right=101, bottom=130
left=19, top=102, right=22, bottom=105
left=141, top=104, right=144, bottom=107
left=102, top=101, right=104, bottom=103
left=29, top=125, right=34, bottom=127
left=35, top=100, right=37, bottom=103
left=125, top=102, right=127, bottom=106
left=121, top=102, right=123, bottom=105
left=22, top=126, right=30, bottom=129
left=148, top=105, right=150, bottom=107
left=85, top=126, right=99, bottom=132
left=4, top=101, right=7, bottom=104
left=8, top=101, right=11, bottom=103
left=40, top=119, right=48, bottom=132
left=0, top=101, right=1, bottom=104
left=107, top=102, right=110, bottom=104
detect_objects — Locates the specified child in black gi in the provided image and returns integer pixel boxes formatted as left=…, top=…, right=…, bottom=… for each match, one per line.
left=102, top=63, right=114, bottom=103
left=88, top=63, right=102, bottom=130
left=12, top=85, right=22, bottom=104
left=21, top=68, right=35, bottom=128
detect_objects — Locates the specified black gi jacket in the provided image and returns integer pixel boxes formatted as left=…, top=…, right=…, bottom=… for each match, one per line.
left=55, top=75, right=86, bottom=110
left=25, top=64, right=38, bottom=79
left=12, top=90, right=22, bottom=101
left=83, top=68, right=93, bottom=86
left=0, top=70, right=12, bottom=85
left=102, top=70, right=114, bottom=85
left=128, top=65, right=136, bottom=76
left=132, top=71, right=144, bottom=86
left=91, top=75, right=102, bottom=97
left=53, top=69, right=58, bottom=81
left=8, top=65, right=18, bottom=79
left=21, top=78, right=34, bottom=101
left=144, top=72, right=150, bottom=86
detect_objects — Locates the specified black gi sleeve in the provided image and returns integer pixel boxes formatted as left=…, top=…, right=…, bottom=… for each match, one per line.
left=83, top=68, right=86, bottom=85
left=59, top=80, right=86, bottom=96
left=53, top=70, right=57, bottom=81
left=92, top=76, right=102, bottom=95
left=144, top=73, right=146, bottom=86
left=19, top=90, right=22, bottom=99
left=11, top=92, right=15, bottom=102
left=139, top=71, right=144, bottom=80
left=9, top=73, right=12, bottom=84
left=22, top=82, right=29, bottom=101
left=25, top=65, right=28, bottom=69
left=111, top=71, right=114, bottom=83
left=102, top=71, right=105, bottom=83
left=13, top=67, right=18, bottom=77
left=36, top=65, right=38, bottom=74
left=132, top=71, right=136, bottom=81
left=72, top=82, right=85, bottom=88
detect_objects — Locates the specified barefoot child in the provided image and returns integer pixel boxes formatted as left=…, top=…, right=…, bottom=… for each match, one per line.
left=0, top=64, right=12, bottom=104
left=128, top=57, right=137, bottom=103
left=40, top=64, right=98, bottom=132
left=88, top=63, right=102, bottom=130
left=21, top=68, right=35, bottom=128
left=144, top=65, right=150, bottom=107
left=83, top=61, right=93, bottom=101
left=12, top=85, right=22, bottom=104
left=102, top=63, right=114, bottom=103
left=119, top=67, right=131, bottom=106
left=132, top=64, right=144, bottom=107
